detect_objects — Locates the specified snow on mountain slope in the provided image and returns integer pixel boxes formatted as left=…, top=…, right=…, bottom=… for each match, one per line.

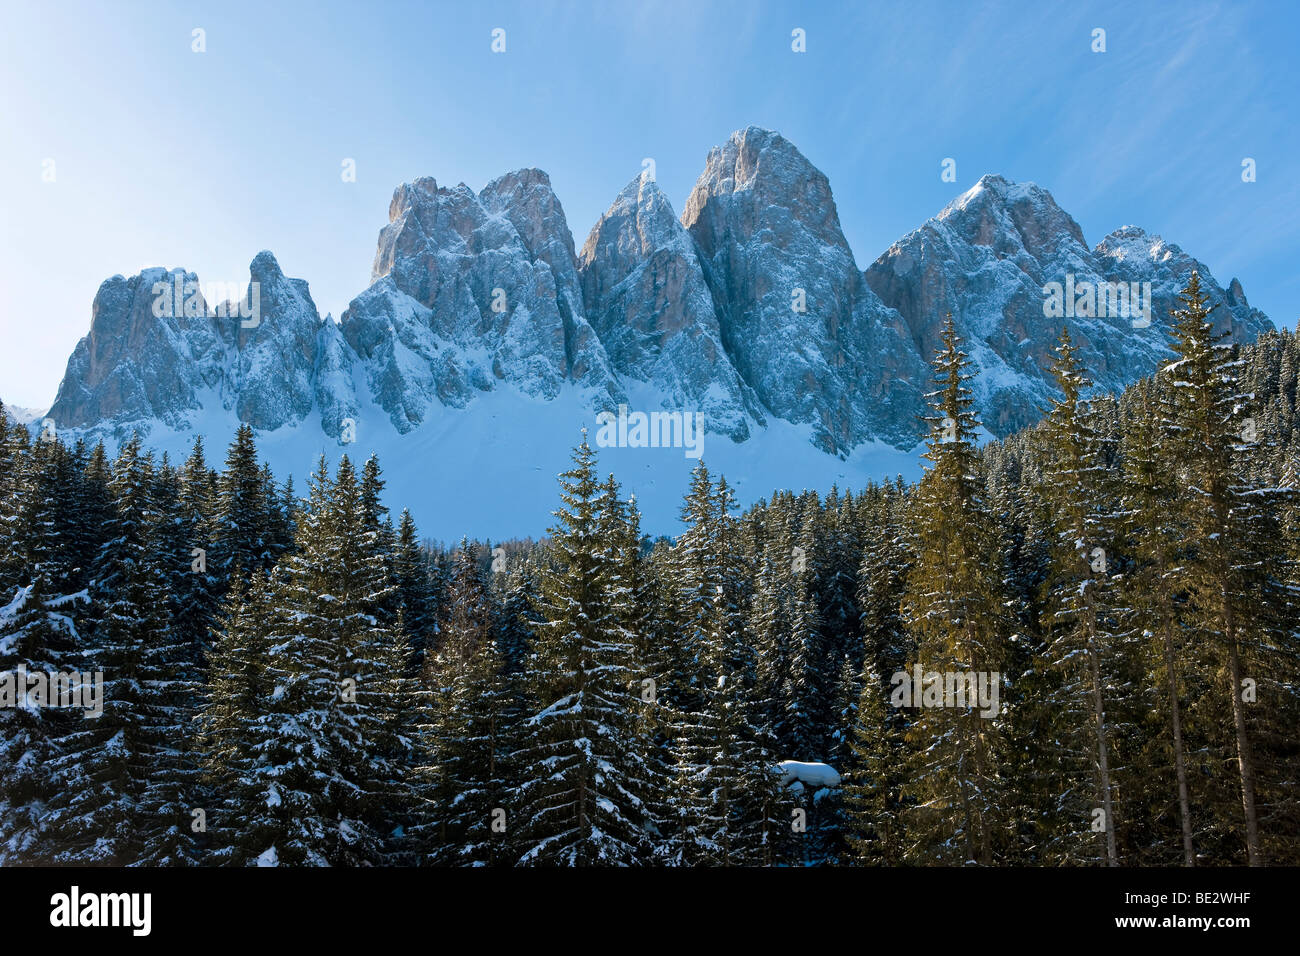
left=0, top=405, right=48, bottom=425
left=33, top=127, right=1272, bottom=537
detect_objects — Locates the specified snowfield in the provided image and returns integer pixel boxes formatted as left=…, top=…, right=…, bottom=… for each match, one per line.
left=47, top=381, right=925, bottom=541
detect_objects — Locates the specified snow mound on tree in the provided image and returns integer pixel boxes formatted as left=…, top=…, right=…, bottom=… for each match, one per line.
left=778, top=760, right=841, bottom=789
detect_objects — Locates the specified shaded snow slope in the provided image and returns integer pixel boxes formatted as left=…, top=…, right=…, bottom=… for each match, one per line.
left=48, top=381, right=922, bottom=540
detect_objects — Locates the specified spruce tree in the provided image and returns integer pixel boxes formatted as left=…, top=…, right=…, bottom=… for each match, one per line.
left=207, top=456, right=409, bottom=865
left=511, top=437, right=648, bottom=865
left=174, top=438, right=220, bottom=668
left=1161, top=271, right=1289, bottom=865
left=1119, top=381, right=1199, bottom=864
left=419, top=540, right=503, bottom=864
left=196, top=571, right=277, bottom=864
left=899, top=315, right=1010, bottom=865
left=749, top=499, right=796, bottom=748
left=1034, top=328, right=1125, bottom=865
left=843, top=661, right=906, bottom=865
left=0, top=431, right=83, bottom=862
left=213, top=424, right=272, bottom=586
left=393, top=509, right=436, bottom=670
left=665, top=472, right=787, bottom=866
left=0, top=406, right=30, bottom=600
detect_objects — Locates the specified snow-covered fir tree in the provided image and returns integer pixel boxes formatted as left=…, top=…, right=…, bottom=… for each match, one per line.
left=511, top=437, right=650, bottom=865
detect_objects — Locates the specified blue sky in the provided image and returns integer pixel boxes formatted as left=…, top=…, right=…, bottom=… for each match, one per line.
left=2, top=0, right=1296, bottom=408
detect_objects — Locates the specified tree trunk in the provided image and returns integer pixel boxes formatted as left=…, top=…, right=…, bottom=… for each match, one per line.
left=1082, top=589, right=1119, bottom=866
left=1161, top=617, right=1196, bottom=866
left=1224, top=612, right=1261, bottom=865
left=1087, top=642, right=1119, bottom=865
left=956, top=739, right=979, bottom=864
left=970, top=718, right=994, bottom=865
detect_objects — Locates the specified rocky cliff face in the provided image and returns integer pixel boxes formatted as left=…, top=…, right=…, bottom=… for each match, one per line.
left=865, top=175, right=1273, bottom=435
left=578, top=172, right=761, bottom=442
left=343, top=171, right=623, bottom=435
left=681, top=127, right=926, bottom=452
left=1093, top=225, right=1270, bottom=342
left=228, top=250, right=324, bottom=431
left=48, top=252, right=328, bottom=434
left=45, top=128, right=1273, bottom=452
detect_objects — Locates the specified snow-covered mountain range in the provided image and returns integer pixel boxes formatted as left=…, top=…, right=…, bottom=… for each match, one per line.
left=28, top=126, right=1272, bottom=537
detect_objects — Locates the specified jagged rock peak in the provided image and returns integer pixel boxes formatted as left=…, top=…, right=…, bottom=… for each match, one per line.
left=934, top=174, right=1089, bottom=257
left=344, top=163, right=622, bottom=433
left=578, top=170, right=760, bottom=441
left=680, top=126, right=926, bottom=452
left=682, top=125, right=853, bottom=255
left=479, top=167, right=580, bottom=262
left=1094, top=224, right=1181, bottom=265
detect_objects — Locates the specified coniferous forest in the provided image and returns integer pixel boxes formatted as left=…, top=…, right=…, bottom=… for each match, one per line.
left=3, top=275, right=1298, bottom=867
